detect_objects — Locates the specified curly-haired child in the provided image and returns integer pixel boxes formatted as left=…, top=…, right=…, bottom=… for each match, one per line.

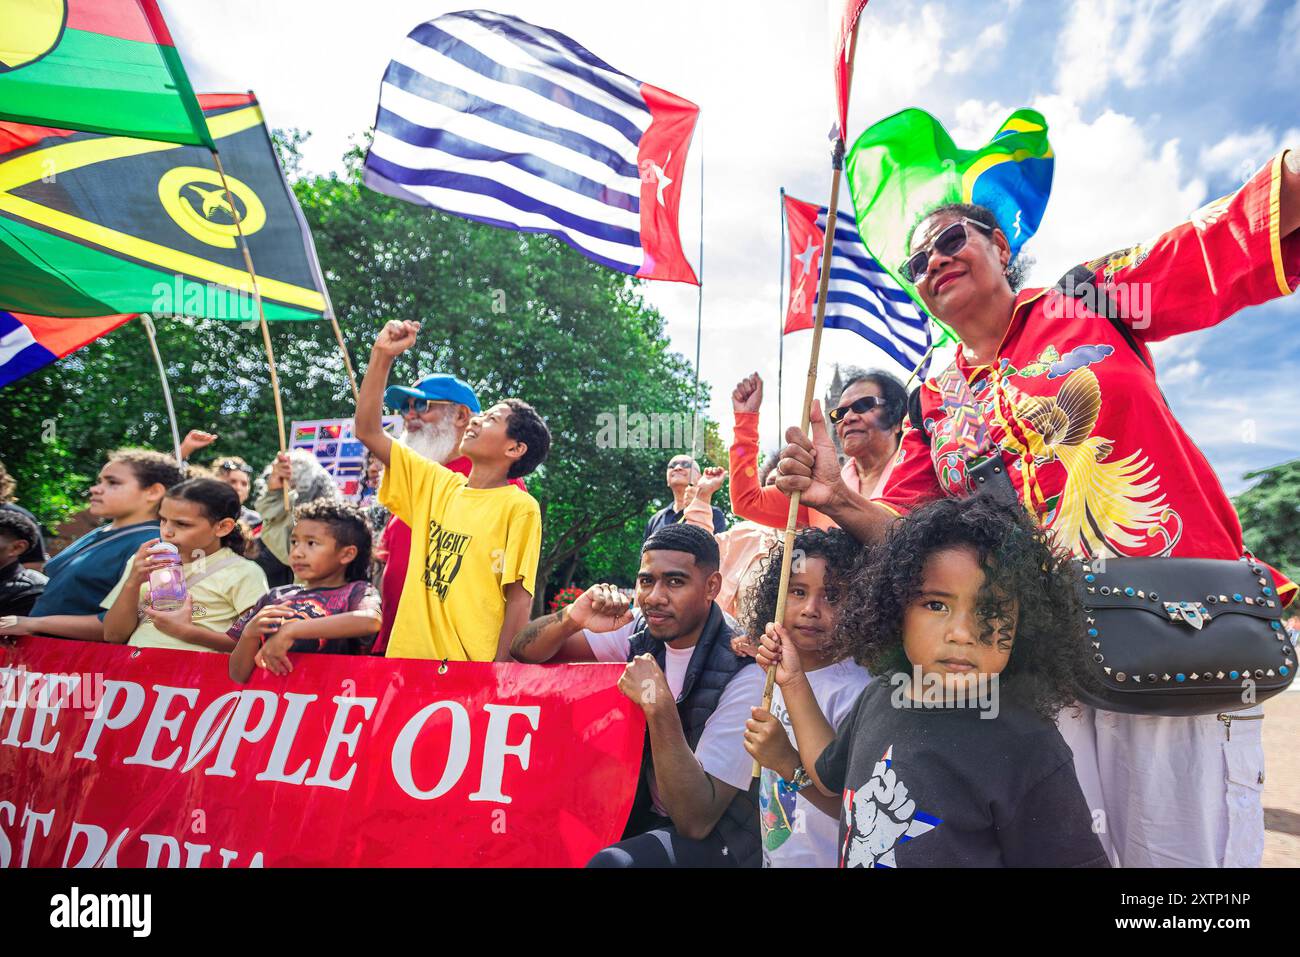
left=228, top=499, right=381, bottom=682
left=758, top=495, right=1108, bottom=867
left=738, top=527, right=870, bottom=868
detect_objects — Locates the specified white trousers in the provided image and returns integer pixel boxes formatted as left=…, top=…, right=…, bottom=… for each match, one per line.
left=1057, top=704, right=1265, bottom=868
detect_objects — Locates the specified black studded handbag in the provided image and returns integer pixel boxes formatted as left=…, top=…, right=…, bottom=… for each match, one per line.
left=1076, top=556, right=1294, bottom=716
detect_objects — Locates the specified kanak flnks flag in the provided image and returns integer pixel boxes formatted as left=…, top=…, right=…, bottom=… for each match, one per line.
left=365, top=9, right=700, bottom=283
left=0, top=0, right=213, bottom=148
left=784, top=194, right=931, bottom=375
left=0, top=311, right=134, bottom=389
left=0, top=93, right=330, bottom=320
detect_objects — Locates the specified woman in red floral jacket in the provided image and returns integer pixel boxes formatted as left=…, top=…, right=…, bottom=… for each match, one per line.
left=775, top=150, right=1300, bottom=867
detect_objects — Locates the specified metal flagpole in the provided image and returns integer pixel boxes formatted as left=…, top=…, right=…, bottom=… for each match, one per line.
left=753, top=19, right=864, bottom=778
left=140, top=314, right=183, bottom=461
left=778, top=187, right=787, bottom=440
left=209, top=148, right=291, bottom=509
left=691, top=120, right=704, bottom=461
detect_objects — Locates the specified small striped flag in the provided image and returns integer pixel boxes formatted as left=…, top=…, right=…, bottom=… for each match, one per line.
left=364, top=9, right=699, bottom=284
left=783, top=194, right=931, bottom=376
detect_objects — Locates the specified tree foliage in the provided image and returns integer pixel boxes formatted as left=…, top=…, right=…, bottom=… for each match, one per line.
left=1233, top=458, right=1300, bottom=584
left=0, top=133, right=718, bottom=611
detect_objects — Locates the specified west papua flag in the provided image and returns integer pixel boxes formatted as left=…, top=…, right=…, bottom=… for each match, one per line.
left=783, top=193, right=930, bottom=376
left=365, top=10, right=699, bottom=283
left=0, top=311, right=134, bottom=389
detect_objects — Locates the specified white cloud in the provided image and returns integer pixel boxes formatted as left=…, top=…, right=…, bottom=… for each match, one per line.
left=1055, top=0, right=1267, bottom=104
left=1017, top=93, right=1206, bottom=287
left=946, top=24, right=1007, bottom=74
left=1200, top=126, right=1300, bottom=183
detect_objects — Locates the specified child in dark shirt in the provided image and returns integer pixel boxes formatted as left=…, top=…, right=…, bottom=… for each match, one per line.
left=759, top=496, right=1108, bottom=868
left=228, top=500, right=381, bottom=682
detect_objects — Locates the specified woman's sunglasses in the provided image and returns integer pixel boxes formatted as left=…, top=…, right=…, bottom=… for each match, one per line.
left=902, top=218, right=993, bottom=284
left=828, top=396, right=888, bottom=424
left=216, top=459, right=252, bottom=476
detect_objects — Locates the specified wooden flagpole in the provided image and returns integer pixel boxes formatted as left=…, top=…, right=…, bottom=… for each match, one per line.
left=209, top=148, right=291, bottom=509
left=753, top=20, right=863, bottom=778
left=140, top=314, right=183, bottom=462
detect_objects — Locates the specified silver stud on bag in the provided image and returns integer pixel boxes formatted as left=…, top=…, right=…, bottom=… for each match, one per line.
left=1115, top=672, right=1126, bottom=682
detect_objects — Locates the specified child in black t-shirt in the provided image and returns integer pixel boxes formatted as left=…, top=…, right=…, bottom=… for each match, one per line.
left=228, top=500, right=381, bottom=682
left=758, top=496, right=1108, bottom=868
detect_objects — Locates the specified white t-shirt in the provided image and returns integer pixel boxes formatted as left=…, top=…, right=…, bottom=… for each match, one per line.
left=761, top=659, right=871, bottom=868
left=584, top=618, right=765, bottom=797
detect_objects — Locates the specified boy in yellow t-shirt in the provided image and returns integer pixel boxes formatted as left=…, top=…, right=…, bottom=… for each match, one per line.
left=356, top=320, right=550, bottom=662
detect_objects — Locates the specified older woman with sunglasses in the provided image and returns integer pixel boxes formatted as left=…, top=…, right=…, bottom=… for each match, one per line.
left=775, top=149, right=1300, bottom=868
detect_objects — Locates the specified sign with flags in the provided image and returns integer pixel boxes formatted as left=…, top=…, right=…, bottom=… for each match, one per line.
left=0, top=0, right=213, bottom=148
left=0, top=93, right=330, bottom=320
left=783, top=193, right=931, bottom=375
left=364, top=9, right=700, bottom=284
left=844, top=107, right=1054, bottom=303
left=0, top=311, right=134, bottom=389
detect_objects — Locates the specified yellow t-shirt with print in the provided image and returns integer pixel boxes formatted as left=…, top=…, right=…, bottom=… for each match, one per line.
left=379, top=441, right=541, bottom=661
left=101, top=547, right=268, bottom=653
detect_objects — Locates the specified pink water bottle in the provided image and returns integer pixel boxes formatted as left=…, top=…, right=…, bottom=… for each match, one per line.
left=148, top=542, right=188, bottom=612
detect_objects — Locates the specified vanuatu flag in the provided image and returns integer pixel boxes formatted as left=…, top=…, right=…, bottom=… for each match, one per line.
left=0, top=0, right=212, bottom=148
left=844, top=108, right=1054, bottom=304
left=0, top=93, right=330, bottom=321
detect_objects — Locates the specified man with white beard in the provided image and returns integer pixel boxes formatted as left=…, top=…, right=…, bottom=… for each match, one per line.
left=373, top=374, right=524, bottom=655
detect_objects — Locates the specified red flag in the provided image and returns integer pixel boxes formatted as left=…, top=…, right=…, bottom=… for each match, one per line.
left=834, top=0, right=871, bottom=142
left=783, top=196, right=823, bottom=333
left=0, top=312, right=135, bottom=389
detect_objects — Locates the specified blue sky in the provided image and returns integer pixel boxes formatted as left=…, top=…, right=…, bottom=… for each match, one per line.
left=162, top=0, right=1300, bottom=494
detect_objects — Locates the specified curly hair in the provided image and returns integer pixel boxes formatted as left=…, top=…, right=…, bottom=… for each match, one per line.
left=907, top=203, right=1032, bottom=292
left=0, top=508, right=40, bottom=551
left=293, top=498, right=373, bottom=582
left=740, top=528, right=864, bottom=639
left=832, top=496, right=1095, bottom=719
left=502, top=398, right=551, bottom=479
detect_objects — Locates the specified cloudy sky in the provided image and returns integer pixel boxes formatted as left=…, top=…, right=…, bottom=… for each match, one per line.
left=162, top=0, right=1299, bottom=494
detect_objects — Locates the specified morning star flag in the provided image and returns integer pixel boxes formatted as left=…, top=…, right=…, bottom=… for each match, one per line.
left=834, top=1, right=872, bottom=142
left=0, top=0, right=213, bottom=148
left=0, top=311, right=134, bottom=389
left=844, top=108, right=1054, bottom=301
left=0, top=94, right=329, bottom=320
left=364, top=9, right=700, bottom=283
left=783, top=194, right=931, bottom=375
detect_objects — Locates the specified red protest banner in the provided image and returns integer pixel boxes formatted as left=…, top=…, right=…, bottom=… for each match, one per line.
left=0, top=637, right=643, bottom=868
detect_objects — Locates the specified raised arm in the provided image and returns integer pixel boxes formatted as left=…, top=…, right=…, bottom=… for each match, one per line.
left=728, top=373, right=814, bottom=529
left=510, top=583, right=632, bottom=663
left=356, top=320, right=421, bottom=467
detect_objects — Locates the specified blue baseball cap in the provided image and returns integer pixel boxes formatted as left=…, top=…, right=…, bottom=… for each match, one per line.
left=383, top=374, right=481, bottom=414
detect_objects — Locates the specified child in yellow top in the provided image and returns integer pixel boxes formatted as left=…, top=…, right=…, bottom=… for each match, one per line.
left=102, top=478, right=267, bottom=653
left=355, top=320, right=551, bottom=662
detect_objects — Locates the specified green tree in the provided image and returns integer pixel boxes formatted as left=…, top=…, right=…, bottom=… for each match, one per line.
left=1234, top=458, right=1300, bottom=583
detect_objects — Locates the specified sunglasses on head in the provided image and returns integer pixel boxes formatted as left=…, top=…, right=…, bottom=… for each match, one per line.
left=902, top=218, right=994, bottom=285
left=828, top=396, right=889, bottom=424
left=216, top=459, right=252, bottom=476
left=667, top=459, right=695, bottom=471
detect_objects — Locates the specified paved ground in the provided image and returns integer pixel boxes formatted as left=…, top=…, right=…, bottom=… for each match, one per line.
left=1263, top=689, right=1300, bottom=868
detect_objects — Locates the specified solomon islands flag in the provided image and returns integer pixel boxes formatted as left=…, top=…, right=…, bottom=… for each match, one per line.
left=364, top=9, right=700, bottom=284
left=783, top=193, right=931, bottom=376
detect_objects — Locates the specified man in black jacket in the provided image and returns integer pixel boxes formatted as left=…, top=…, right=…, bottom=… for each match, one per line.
left=0, top=510, right=48, bottom=618
left=512, top=524, right=762, bottom=866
